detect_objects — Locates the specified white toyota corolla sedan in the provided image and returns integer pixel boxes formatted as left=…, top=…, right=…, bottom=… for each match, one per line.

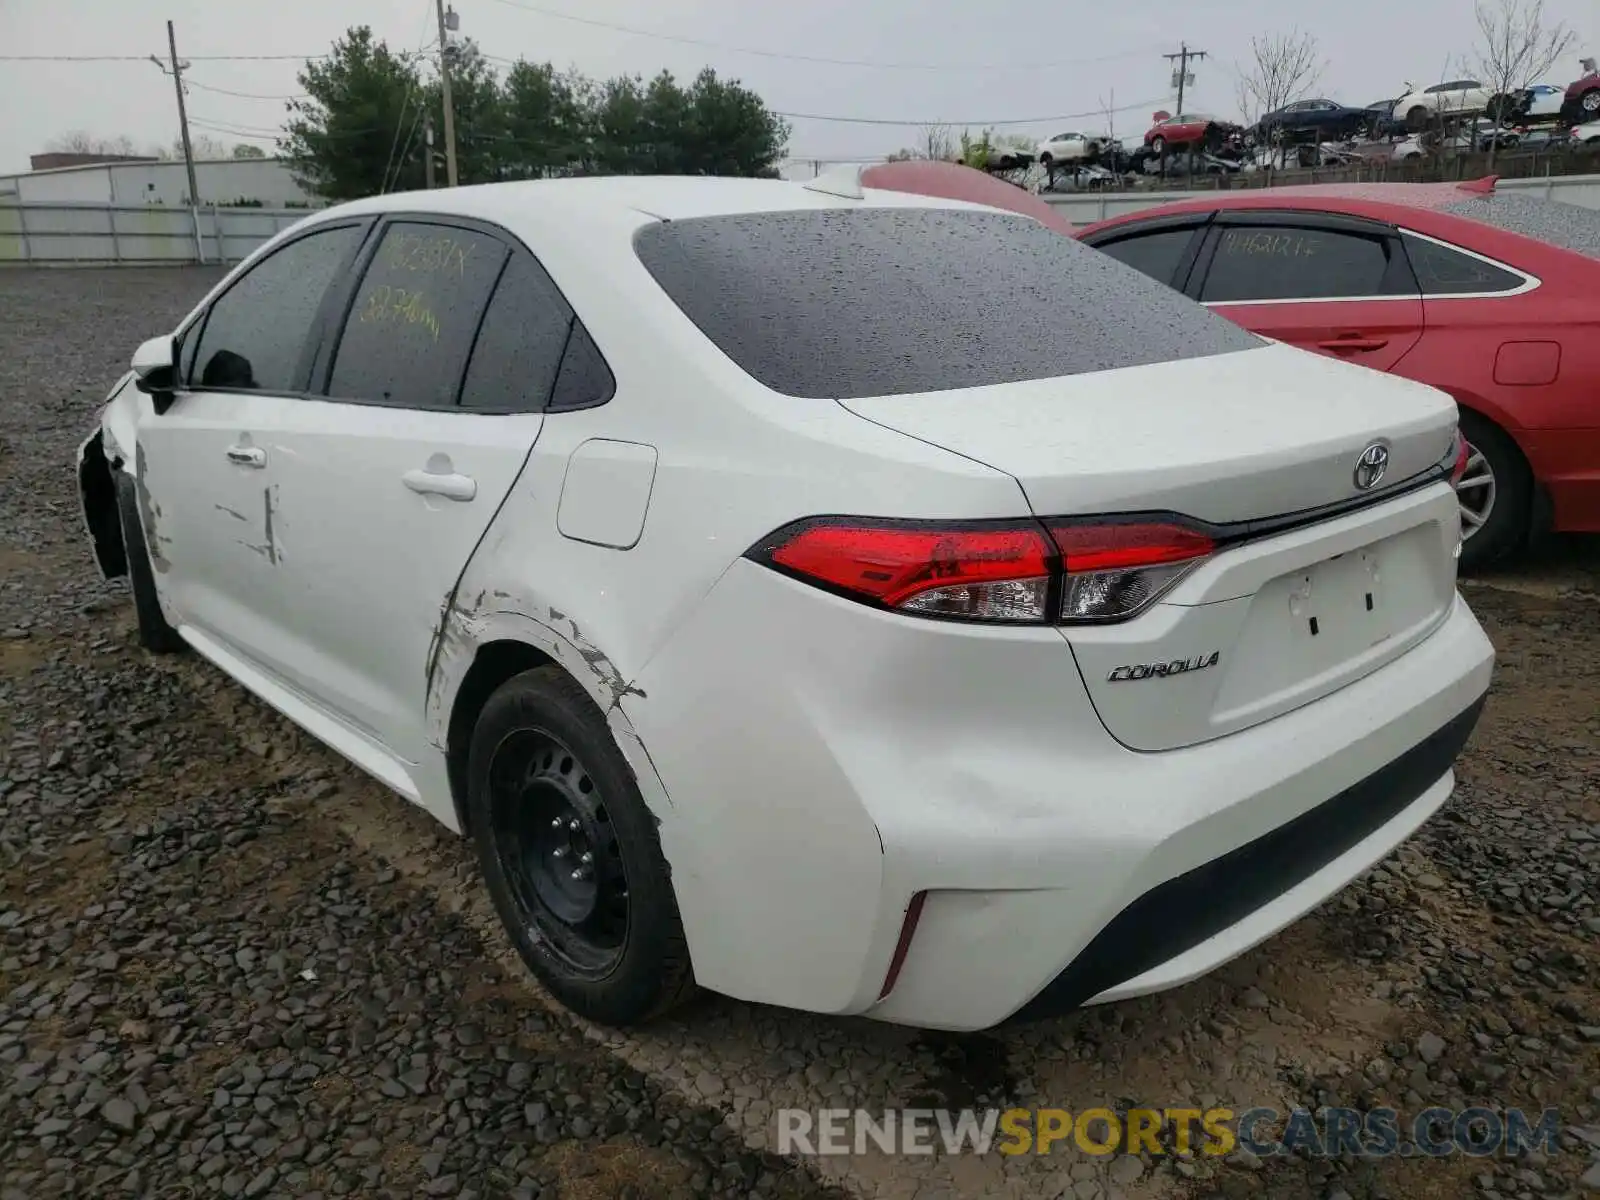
left=77, top=171, right=1494, bottom=1032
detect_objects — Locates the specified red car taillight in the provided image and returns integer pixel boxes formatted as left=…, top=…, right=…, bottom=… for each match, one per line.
left=1449, top=431, right=1470, bottom=487
left=1049, top=520, right=1216, bottom=623
left=760, top=518, right=1055, bottom=622
left=748, top=515, right=1216, bottom=625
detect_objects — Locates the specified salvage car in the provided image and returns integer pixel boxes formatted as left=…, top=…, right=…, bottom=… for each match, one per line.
left=1560, top=62, right=1600, bottom=124
left=1076, top=179, right=1600, bottom=570
left=1485, top=82, right=1566, bottom=125
left=1394, top=79, right=1493, bottom=129
left=1143, top=112, right=1241, bottom=155
left=1035, top=131, right=1108, bottom=166
left=79, top=172, right=1493, bottom=1033
left=1250, top=98, right=1373, bottom=143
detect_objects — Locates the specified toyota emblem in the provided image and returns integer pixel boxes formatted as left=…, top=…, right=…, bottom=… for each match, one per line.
left=1353, top=441, right=1390, bottom=491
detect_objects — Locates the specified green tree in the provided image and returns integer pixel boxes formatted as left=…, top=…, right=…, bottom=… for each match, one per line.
left=679, top=69, right=790, bottom=175
left=500, top=61, right=592, bottom=179
left=642, top=71, right=692, bottom=172
left=232, top=143, right=267, bottom=159
left=280, top=26, right=425, bottom=199
left=591, top=75, right=651, bottom=175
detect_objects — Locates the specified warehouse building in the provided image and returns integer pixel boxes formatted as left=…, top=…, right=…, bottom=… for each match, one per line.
left=0, top=156, right=321, bottom=207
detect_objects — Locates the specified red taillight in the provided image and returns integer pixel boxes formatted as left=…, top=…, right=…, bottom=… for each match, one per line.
left=1450, top=432, right=1470, bottom=487
left=1048, top=521, right=1215, bottom=623
left=878, top=891, right=927, bottom=1001
left=750, top=514, right=1217, bottom=625
left=758, top=518, right=1055, bottom=623
left=1048, top=521, right=1216, bottom=572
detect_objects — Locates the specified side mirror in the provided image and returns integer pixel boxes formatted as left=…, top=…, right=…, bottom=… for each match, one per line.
left=132, top=335, right=178, bottom=413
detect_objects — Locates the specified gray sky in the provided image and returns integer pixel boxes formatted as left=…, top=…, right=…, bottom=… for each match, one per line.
left=3, top=0, right=1598, bottom=174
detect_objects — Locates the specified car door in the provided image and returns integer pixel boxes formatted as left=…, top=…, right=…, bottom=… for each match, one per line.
left=137, top=218, right=371, bottom=667
left=1187, top=211, right=1425, bottom=372
left=258, top=216, right=604, bottom=765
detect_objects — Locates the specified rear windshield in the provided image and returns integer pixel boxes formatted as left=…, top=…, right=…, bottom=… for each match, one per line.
left=1441, top=193, right=1600, bottom=261
left=632, top=206, right=1262, bottom=399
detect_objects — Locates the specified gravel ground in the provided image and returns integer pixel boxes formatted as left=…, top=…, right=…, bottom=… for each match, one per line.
left=2, top=267, right=1599, bottom=1200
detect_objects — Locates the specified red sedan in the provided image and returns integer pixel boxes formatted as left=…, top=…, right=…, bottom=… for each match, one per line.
left=1143, top=112, right=1234, bottom=154
left=1074, top=180, right=1600, bottom=570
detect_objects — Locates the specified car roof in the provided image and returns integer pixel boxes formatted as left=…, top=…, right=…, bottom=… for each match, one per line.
left=1080, top=180, right=1498, bottom=228
left=290, top=173, right=993, bottom=234
left=1077, top=179, right=1600, bottom=272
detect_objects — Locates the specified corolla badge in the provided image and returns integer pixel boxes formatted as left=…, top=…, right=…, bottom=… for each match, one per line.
left=1107, top=652, right=1220, bottom=683
left=1353, top=441, right=1390, bottom=491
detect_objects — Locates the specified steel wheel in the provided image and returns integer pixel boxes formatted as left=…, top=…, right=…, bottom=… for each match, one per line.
left=1454, top=440, right=1497, bottom=542
left=487, top=728, right=629, bottom=978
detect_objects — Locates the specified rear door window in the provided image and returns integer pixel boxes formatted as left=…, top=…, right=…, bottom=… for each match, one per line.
left=1091, top=228, right=1198, bottom=287
left=632, top=206, right=1261, bottom=400
left=1199, top=224, right=1400, bottom=302
left=327, top=221, right=509, bottom=408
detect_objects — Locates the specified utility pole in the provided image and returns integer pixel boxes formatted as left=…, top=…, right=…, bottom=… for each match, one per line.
left=150, top=22, right=203, bottom=262
left=1163, top=42, right=1207, bottom=115
left=424, top=115, right=436, bottom=188
left=151, top=25, right=201, bottom=206
left=434, top=0, right=460, bottom=186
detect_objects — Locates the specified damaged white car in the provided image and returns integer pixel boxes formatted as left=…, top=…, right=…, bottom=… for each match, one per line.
left=79, top=173, right=1493, bottom=1032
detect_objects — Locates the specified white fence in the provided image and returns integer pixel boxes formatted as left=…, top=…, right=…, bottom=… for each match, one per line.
left=6, top=173, right=1600, bottom=265
left=1038, top=172, right=1600, bottom=226
left=0, top=203, right=312, bottom=266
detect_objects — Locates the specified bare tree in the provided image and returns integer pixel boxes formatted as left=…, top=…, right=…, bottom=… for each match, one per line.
left=1233, top=29, right=1326, bottom=167
left=173, top=134, right=233, bottom=160
left=1099, top=89, right=1116, bottom=148
left=1471, top=0, right=1574, bottom=166
left=44, top=131, right=141, bottom=156
left=916, top=123, right=958, bottom=162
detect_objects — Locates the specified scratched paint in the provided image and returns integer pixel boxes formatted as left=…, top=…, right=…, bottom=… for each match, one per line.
left=133, top=441, right=170, bottom=574
left=242, top=486, right=280, bottom=564
left=557, top=610, right=647, bottom=705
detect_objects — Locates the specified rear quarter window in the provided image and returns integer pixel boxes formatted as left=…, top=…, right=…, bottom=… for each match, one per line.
left=632, top=206, right=1263, bottom=400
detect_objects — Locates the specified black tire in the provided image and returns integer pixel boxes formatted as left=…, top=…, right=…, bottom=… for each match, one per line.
left=1456, top=409, right=1532, bottom=573
left=1150, top=135, right=1166, bottom=156
left=468, top=665, right=695, bottom=1026
left=113, top=472, right=185, bottom=654
left=1406, top=106, right=1430, bottom=132
left=1582, top=88, right=1600, bottom=116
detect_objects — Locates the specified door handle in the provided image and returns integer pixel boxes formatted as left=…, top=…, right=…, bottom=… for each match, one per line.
left=226, top=445, right=266, bottom=468
left=403, top=468, right=477, bottom=501
left=1317, top=335, right=1389, bottom=353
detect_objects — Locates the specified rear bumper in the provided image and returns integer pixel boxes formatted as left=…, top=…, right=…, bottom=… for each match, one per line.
left=631, top=563, right=1494, bottom=1032
left=1006, top=692, right=1482, bottom=1023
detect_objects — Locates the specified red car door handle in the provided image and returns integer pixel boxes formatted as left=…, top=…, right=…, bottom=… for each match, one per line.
left=1318, top=335, right=1389, bottom=353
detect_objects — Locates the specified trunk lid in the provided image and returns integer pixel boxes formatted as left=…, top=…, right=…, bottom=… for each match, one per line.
left=839, top=341, right=1464, bottom=750
left=837, top=342, right=1457, bottom=525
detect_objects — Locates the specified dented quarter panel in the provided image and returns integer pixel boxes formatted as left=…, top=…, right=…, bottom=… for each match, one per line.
left=411, top=199, right=1033, bottom=1004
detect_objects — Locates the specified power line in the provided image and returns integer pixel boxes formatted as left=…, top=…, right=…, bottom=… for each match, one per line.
left=483, top=0, right=1158, bottom=71
left=1, top=53, right=329, bottom=62
left=183, top=79, right=308, bottom=101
